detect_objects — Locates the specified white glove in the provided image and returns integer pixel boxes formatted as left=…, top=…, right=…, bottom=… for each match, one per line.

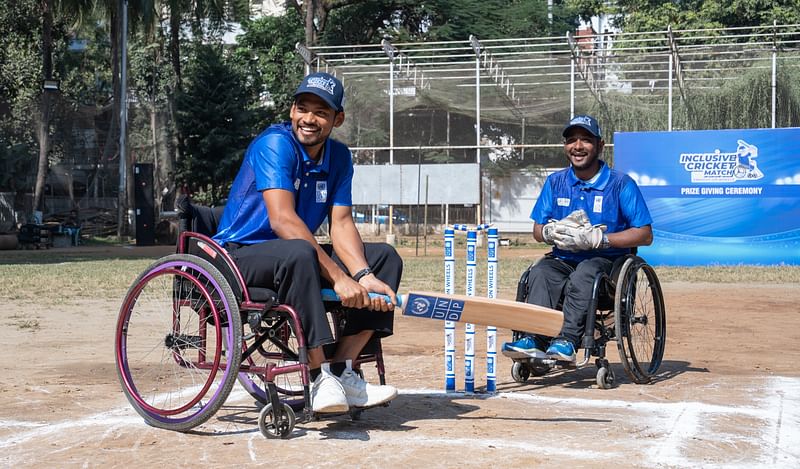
left=554, top=224, right=607, bottom=252
left=541, top=221, right=558, bottom=245
left=541, top=209, right=591, bottom=245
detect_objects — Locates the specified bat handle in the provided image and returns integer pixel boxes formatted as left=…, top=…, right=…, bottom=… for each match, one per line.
left=321, top=288, right=404, bottom=308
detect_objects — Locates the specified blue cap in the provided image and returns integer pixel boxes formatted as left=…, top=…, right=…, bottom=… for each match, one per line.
left=294, top=72, right=345, bottom=112
left=562, top=115, right=601, bottom=139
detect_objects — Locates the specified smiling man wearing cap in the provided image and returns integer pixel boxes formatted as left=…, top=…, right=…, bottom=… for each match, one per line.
left=213, top=72, right=402, bottom=413
left=501, top=114, right=653, bottom=365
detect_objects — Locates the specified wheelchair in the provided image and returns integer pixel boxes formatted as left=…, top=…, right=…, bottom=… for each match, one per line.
left=507, top=253, right=666, bottom=389
left=114, top=197, right=386, bottom=438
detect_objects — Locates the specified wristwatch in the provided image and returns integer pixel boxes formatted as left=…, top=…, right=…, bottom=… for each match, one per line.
left=352, top=267, right=373, bottom=282
left=600, top=233, right=611, bottom=249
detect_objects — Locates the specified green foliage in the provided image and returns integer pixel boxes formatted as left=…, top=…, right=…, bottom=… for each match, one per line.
left=574, top=0, right=800, bottom=32
left=0, top=0, right=73, bottom=183
left=580, top=65, right=800, bottom=147
left=174, top=44, right=255, bottom=204
left=235, top=9, right=304, bottom=123
left=322, top=0, right=579, bottom=44
left=682, top=66, right=800, bottom=130
left=60, top=21, right=114, bottom=107
left=0, top=140, right=35, bottom=192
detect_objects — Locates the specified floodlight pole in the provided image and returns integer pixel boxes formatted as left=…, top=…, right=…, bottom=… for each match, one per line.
left=470, top=35, right=483, bottom=225
left=118, top=0, right=129, bottom=239
left=470, top=35, right=481, bottom=165
left=772, top=20, right=777, bottom=128
left=567, top=32, right=575, bottom=117
left=382, top=39, right=397, bottom=165
left=668, top=53, right=673, bottom=131
left=295, top=42, right=315, bottom=75
left=382, top=39, right=397, bottom=239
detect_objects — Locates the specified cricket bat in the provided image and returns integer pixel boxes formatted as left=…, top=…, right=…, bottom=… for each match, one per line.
left=320, top=289, right=563, bottom=337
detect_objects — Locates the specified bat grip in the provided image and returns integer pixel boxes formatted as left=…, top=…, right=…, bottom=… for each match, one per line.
left=320, top=288, right=404, bottom=308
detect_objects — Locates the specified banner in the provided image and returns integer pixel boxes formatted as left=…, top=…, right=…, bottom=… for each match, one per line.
left=614, top=128, right=800, bottom=266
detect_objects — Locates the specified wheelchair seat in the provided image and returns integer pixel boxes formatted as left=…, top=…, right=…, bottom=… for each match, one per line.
left=175, top=194, right=278, bottom=306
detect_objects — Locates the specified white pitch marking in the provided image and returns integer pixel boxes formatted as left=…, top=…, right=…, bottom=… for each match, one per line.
left=3, top=379, right=799, bottom=467
left=762, top=376, right=800, bottom=466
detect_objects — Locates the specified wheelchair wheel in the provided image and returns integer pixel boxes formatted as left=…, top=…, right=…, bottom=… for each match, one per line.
left=237, top=310, right=304, bottom=405
left=115, top=254, right=243, bottom=431
left=511, top=362, right=530, bottom=383
left=259, top=402, right=296, bottom=439
left=614, top=257, right=666, bottom=384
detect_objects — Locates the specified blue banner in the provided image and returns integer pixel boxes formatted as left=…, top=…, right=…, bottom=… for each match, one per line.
left=614, top=128, right=800, bottom=266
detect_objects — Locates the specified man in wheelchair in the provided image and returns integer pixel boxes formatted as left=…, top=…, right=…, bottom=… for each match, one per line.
left=212, top=72, right=402, bottom=414
left=502, top=115, right=653, bottom=364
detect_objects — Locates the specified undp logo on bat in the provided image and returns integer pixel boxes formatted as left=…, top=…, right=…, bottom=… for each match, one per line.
left=405, top=294, right=464, bottom=321
left=408, top=296, right=432, bottom=316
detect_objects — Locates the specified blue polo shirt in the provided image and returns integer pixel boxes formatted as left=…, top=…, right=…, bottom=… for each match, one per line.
left=531, top=161, right=652, bottom=263
left=213, top=122, right=353, bottom=246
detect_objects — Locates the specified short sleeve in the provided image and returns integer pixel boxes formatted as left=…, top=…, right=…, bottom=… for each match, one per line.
left=619, top=177, right=653, bottom=228
left=330, top=159, right=353, bottom=206
left=251, top=134, right=298, bottom=192
left=530, top=177, right=555, bottom=225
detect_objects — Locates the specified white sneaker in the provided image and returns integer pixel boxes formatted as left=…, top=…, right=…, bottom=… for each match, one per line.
left=311, top=363, right=349, bottom=413
left=338, top=360, right=398, bottom=408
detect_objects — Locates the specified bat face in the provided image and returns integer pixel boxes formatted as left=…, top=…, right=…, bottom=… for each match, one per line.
left=401, top=291, right=563, bottom=337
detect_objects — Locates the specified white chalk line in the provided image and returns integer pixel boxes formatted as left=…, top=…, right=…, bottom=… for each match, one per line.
left=2, top=377, right=799, bottom=466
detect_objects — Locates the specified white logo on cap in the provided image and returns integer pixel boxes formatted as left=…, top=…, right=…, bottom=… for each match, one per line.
left=570, top=116, right=593, bottom=126
left=306, top=76, right=336, bottom=96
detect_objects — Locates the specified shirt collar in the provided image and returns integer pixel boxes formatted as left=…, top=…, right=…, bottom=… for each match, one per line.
left=287, top=122, right=331, bottom=175
left=568, top=160, right=610, bottom=191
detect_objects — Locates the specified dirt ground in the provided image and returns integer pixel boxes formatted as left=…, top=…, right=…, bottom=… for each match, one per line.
left=1, top=245, right=799, bottom=468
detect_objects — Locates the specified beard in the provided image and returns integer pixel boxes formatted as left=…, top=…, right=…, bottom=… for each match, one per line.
left=292, top=123, right=329, bottom=148
left=569, top=152, right=598, bottom=170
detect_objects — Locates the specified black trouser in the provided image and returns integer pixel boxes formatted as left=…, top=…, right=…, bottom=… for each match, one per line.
left=524, top=256, right=614, bottom=347
left=227, top=240, right=403, bottom=349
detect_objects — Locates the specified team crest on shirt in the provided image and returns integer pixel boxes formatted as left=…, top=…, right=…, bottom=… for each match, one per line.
left=593, top=195, right=603, bottom=213
left=316, top=181, right=327, bottom=203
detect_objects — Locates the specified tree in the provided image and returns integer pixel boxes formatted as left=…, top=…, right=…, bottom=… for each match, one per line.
left=321, top=0, right=578, bottom=45
left=174, top=44, right=254, bottom=204
left=234, top=9, right=304, bottom=123
left=286, top=0, right=372, bottom=45
left=568, top=0, right=800, bottom=32
left=0, top=0, right=46, bottom=186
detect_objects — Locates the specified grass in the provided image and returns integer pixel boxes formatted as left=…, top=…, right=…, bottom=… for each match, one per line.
left=0, top=248, right=798, bottom=303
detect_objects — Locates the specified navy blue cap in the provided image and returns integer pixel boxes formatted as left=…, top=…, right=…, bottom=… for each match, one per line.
left=562, top=115, right=601, bottom=139
left=294, top=72, right=345, bottom=112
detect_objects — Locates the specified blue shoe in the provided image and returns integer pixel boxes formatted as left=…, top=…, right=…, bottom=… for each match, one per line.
left=546, top=339, right=576, bottom=363
left=502, top=336, right=546, bottom=359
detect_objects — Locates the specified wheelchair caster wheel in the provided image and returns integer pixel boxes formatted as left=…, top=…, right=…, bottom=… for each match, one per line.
left=596, top=366, right=615, bottom=389
left=259, top=402, right=296, bottom=439
left=511, top=362, right=530, bottom=383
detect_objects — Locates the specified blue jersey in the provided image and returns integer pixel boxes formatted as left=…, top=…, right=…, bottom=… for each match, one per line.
left=531, top=161, right=652, bottom=263
left=213, top=122, right=353, bottom=246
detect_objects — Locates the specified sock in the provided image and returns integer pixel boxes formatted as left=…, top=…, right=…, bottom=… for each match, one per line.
left=310, top=367, right=321, bottom=381
left=330, top=361, right=347, bottom=377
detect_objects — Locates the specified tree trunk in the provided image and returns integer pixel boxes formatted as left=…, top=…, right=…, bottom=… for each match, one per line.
left=32, top=0, right=54, bottom=217
left=168, top=0, right=183, bottom=180
left=305, top=0, right=316, bottom=45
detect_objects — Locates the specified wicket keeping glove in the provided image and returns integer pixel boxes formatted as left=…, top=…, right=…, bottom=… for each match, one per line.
left=554, top=223, right=608, bottom=252
left=541, top=209, right=591, bottom=246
